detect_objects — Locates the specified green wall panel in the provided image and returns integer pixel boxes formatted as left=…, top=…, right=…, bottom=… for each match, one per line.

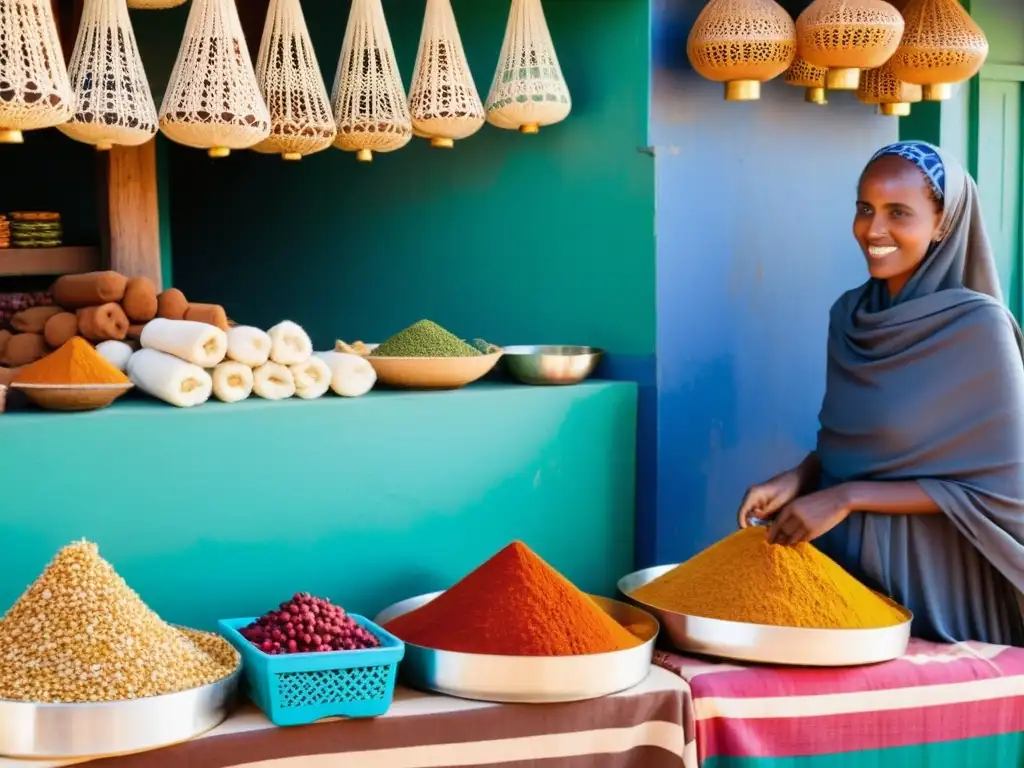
left=154, top=0, right=655, bottom=356
left=0, top=382, right=637, bottom=629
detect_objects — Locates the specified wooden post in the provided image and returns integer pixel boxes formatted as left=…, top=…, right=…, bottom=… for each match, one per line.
left=98, top=141, right=164, bottom=290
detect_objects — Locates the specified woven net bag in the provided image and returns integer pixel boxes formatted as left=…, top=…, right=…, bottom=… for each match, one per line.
left=127, top=0, right=188, bottom=8
left=252, top=0, right=335, bottom=160
left=796, top=0, right=904, bottom=90
left=485, top=0, right=570, bottom=133
left=58, top=0, right=158, bottom=149
left=408, top=0, right=484, bottom=148
left=857, top=60, right=922, bottom=114
left=783, top=56, right=829, bottom=103
left=686, top=0, right=797, bottom=102
left=0, top=0, right=74, bottom=144
left=888, top=0, right=988, bottom=101
left=159, top=0, right=270, bottom=157
left=330, top=0, right=411, bottom=161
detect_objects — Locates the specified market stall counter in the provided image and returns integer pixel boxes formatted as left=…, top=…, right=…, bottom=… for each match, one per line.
left=0, top=381, right=638, bottom=630
left=0, top=669, right=694, bottom=768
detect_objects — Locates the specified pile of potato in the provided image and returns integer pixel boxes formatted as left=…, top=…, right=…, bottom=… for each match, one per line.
left=0, top=271, right=229, bottom=384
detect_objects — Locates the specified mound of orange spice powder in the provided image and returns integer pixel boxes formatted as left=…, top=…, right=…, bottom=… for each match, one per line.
left=13, top=337, right=128, bottom=385
left=630, top=527, right=907, bottom=630
left=384, top=541, right=643, bottom=656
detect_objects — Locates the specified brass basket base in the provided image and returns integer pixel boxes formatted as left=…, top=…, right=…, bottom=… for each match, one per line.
left=208, top=146, right=230, bottom=158
left=430, top=137, right=454, bottom=149
left=0, top=128, right=24, bottom=144
left=879, top=102, right=911, bottom=117
left=725, top=80, right=760, bottom=101
left=826, top=68, right=860, bottom=90
left=923, top=83, right=953, bottom=101
left=356, top=149, right=373, bottom=162
left=805, top=86, right=827, bottom=105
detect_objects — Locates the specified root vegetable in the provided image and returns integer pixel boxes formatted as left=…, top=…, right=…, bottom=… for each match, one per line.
left=314, top=351, right=377, bottom=397
left=77, top=303, right=129, bottom=342
left=226, top=325, right=271, bottom=366
left=212, top=361, right=254, bottom=403
left=128, top=349, right=212, bottom=408
left=267, top=320, right=312, bottom=365
left=0, top=366, right=19, bottom=386
left=126, top=323, right=146, bottom=340
left=0, top=330, right=11, bottom=359
left=184, top=303, right=229, bottom=332
left=96, top=341, right=134, bottom=372
left=2, top=333, right=47, bottom=366
left=122, top=277, right=158, bottom=323
left=11, top=305, right=63, bottom=333
left=252, top=361, right=295, bottom=400
left=290, top=356, right=331, bottom=400
left=43, top=312, right=79, bottom=348
left=156, top=288, right=188, bottom=320
left=52, top=272, right=128, bottom=308
left=140, top=318, right=227, bottom=368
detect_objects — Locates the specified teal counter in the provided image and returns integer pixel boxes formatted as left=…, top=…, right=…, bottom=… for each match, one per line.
left=0, top=381, right=637, bottom=630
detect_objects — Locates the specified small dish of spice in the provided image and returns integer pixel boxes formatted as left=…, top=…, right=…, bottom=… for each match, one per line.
left=9, top=337, right=133, bottom=412
left=366, top=319, right=502, bottom=390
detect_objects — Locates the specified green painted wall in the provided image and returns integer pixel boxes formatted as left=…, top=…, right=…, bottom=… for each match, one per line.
left=144, top=0, right=655, bottom=356
left=0, top=382, right=637, bottom=629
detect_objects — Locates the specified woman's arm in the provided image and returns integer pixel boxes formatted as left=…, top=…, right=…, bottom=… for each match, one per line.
left=837, top=480, right=941, bottom=515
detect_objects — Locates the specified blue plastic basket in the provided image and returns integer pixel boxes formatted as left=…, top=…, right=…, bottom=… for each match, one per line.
left=218, top=615, right=405, bottom=727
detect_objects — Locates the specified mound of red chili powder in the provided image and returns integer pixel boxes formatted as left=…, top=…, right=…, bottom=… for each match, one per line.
left=383, top=541, right=643, bottom=656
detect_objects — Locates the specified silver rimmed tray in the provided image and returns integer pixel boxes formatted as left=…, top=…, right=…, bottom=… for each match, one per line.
left=618, top=564, right=912, bottom=667
left=0, top=663, right=240, bottom=759
left=374, top=592, right=658, bottom=703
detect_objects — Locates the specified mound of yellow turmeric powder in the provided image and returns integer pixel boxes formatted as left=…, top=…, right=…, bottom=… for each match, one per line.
left=630, top=527, right=907, bottom=630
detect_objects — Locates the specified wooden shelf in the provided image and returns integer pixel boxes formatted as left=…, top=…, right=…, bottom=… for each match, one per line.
left=0, top=246, right=100, bottom=277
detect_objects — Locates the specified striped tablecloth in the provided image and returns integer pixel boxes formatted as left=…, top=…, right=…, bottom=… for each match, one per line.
left=654, top=639, right=1024, bottom=767
left=0, top=666, right=695, bottom=768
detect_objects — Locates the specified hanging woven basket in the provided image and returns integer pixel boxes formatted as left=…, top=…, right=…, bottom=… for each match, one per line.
left=408, top=0, right=484, bottom=148
left=686, top=0, right=797, bottom=101
left=59, top=0, right=158, bottom=149
left=888, top=0, right=988, bottom=101
left=127, top=0, right=188, bottom=8
left=796, top=0, right=905, bottom=91
left=783, top=56, right=829, bottom=104
left=252, top=0, right=335, bottom=160
left=485, top=0, right=571, bottom=133
left=0, top=0, right=75, bottom=144
left=331, top=0, right=411, bottom=161
left=159, top=0, right=270, bottom=157
left=857, top=60, right=922, bottom=115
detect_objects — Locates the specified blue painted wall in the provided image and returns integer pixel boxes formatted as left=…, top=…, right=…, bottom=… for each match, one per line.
left=647, top=0, right=898, bottom=565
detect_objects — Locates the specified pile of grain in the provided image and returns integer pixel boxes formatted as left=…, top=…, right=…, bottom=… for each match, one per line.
left=0, top=540, right=238, bottom=703
left=371, top=319, right=481, bottom=358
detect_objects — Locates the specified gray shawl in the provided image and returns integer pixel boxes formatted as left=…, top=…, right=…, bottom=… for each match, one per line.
left=815, top=144, right=1024, bottom=645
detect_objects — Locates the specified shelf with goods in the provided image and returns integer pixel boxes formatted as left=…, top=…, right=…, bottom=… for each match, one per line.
left=0, top=246, right=100, bottom=277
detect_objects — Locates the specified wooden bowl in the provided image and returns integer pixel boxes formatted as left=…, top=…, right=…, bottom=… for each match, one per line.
left=9, top=382, right=134, bottom=412
left=366, top=352, right=503, bottom=390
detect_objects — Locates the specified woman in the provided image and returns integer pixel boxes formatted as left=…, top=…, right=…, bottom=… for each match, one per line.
left=737, top=140, right=1024, bottom=645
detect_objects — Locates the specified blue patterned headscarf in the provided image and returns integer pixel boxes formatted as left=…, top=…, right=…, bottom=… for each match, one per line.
left=869, top=140, right=946, bottom=201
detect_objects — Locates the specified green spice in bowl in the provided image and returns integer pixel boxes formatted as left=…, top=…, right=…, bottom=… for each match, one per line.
left=370, top=320, right=482, bottom=358
left=367, top=320, right=501, bottom=389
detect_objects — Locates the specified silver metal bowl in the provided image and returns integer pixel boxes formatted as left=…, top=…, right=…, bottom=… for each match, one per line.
left=618, top=565, right=912, bottom=667
left=374, top=591, right=658, bottom=703
left=502, top=345, right=604, bottom=385
left=0, top=664, right=240, bottom=759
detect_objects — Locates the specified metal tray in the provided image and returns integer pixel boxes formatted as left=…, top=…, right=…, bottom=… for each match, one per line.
left=374, top=592, right=658, bottom=703
left=0, top=664, right=241, bottom=759
left=618, top=564, right=912, bottom=667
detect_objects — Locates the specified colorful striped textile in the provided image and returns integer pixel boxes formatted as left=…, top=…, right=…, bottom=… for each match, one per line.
left=654, top=639, right=1024, bottom=767
left=0, top=667, right=695, bottom=768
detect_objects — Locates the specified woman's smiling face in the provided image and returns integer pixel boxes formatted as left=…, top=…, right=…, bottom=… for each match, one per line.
left=853, top=155, right=944, bottom=297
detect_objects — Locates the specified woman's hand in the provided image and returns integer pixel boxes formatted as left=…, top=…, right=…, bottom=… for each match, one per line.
left=767, top=486, right=852, bottom=545
left=737, top=469, right=805, bottom=528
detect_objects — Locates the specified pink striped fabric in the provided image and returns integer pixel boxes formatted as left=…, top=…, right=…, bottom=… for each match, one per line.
left=654, top=639, right=1024, bottom=761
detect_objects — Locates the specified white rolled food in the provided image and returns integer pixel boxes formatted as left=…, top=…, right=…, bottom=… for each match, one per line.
left=253, top=361, right=295, bottom=400
left=96, top=340, right=134, bottom=372
left=226, top=325, right=271, bottom=367
left=314, top=351, right=377, bottom=397
left=290, top=356, right=332, bottom=400
left=267, top=320, right=313, bottom=365
left=128, top=349, right=212, bottom=408
left=140, top=318, right=228, bottom=367
left=212, top=361, right=254, bottom=403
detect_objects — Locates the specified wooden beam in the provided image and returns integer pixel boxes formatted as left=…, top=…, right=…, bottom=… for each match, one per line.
left=98, top=140, right=163, bottom=290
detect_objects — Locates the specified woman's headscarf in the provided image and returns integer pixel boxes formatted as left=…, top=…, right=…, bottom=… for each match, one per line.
left=815, top=140, right=1024, bottom=644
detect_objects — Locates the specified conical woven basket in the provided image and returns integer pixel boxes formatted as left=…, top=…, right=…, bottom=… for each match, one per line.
left=159, top=0, right=270, bottom=157
left=408, top=0, right=484, bottom=147
left=796, top=0, right=905, bottom=90
left=783, top=56, right=829, bottom=104
left=0, top=0, right=75, bottom=144
left=127, top=0, right=188, bottom=7
left=888, top=0, right=987, bottom=101
left=485, top=0, right=570, bottom=132
left=331, top=0, right=411, bottom=161
left=59, top=0, right=158, bottom=149
left=252, top=0, right=335, bottom=160
left=686, top=0, right=797, bottom=101
left=857, top=60, right=922, bottom=115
